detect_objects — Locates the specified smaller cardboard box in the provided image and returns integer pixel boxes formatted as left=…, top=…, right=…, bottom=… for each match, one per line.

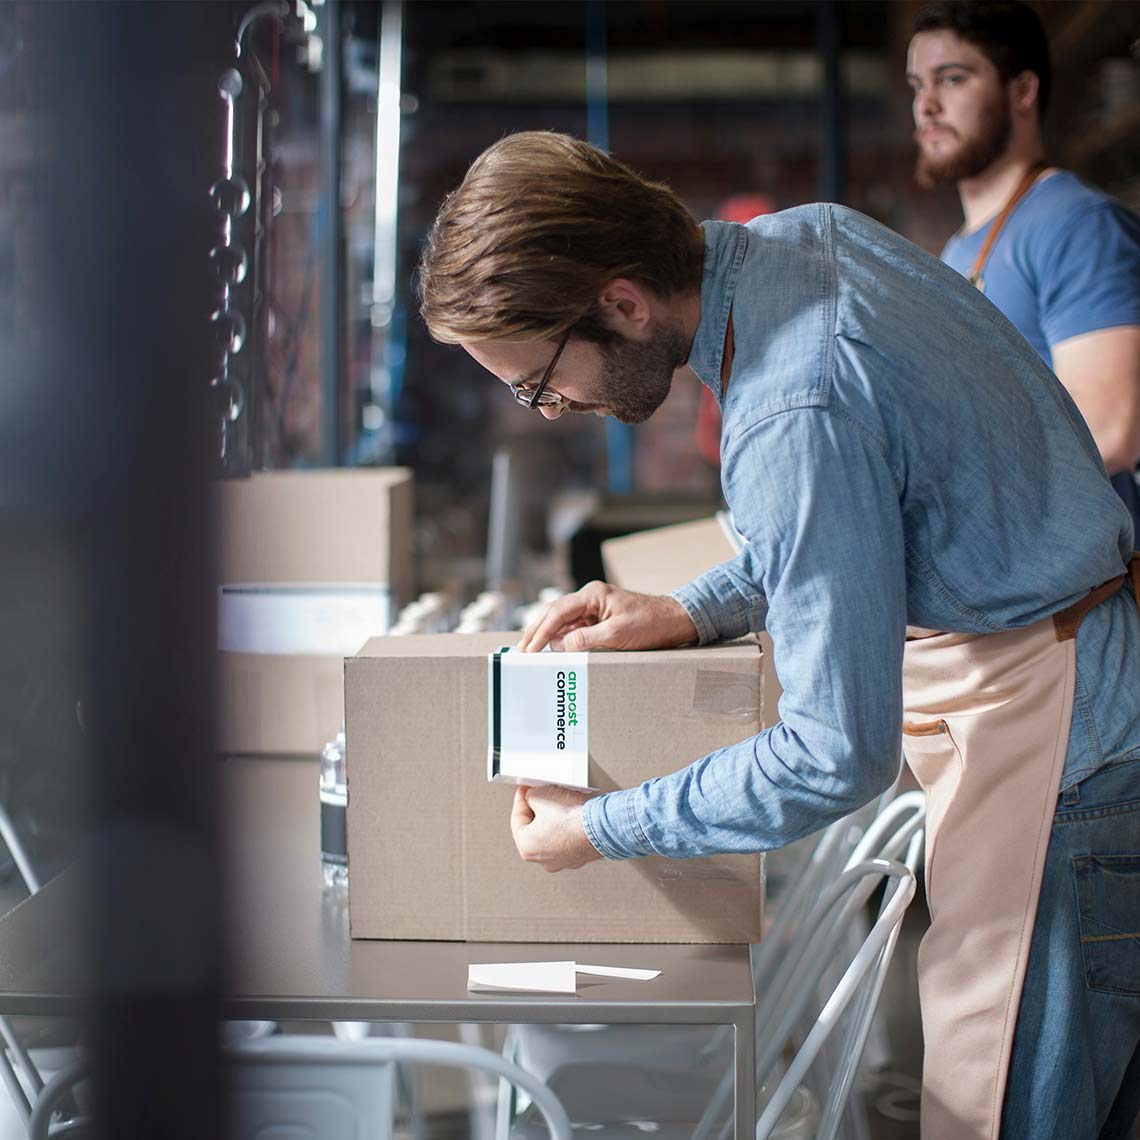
left=345, top=632, right=768, bottom=943
left=214, top=468, right=413, bottom=756
left=602, top=514, right=782, bottom=726
left=601, top=513, right=742, bottom=597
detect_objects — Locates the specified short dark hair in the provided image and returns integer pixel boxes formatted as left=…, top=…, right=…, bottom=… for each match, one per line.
left=912, top=1, right=1051, bottom=117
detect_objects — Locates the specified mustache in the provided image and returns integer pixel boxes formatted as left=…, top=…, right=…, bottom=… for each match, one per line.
left=914, top=123, right=958, bottom=143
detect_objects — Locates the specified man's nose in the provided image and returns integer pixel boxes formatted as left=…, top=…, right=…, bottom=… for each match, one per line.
left=915, top=86, right=940, bottom=120
left=539, top=403, right=565, bottom=421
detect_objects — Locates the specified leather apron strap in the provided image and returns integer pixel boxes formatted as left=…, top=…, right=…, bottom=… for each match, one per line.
left=1052, top=552, right=1140, bottom=641
left=967, top=162, right=1046, bottom=290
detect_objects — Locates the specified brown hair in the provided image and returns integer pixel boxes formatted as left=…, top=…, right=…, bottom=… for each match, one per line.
left=912, top=2, right=1051, bottom=117
left=418, top=132, right=703, bottom=345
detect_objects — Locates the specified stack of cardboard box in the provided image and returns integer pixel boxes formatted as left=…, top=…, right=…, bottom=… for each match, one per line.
left=214, top=469, right=413, bottom=756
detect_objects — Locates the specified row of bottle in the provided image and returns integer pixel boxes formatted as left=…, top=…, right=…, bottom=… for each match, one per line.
left=387, top=591, right=452, bottom=636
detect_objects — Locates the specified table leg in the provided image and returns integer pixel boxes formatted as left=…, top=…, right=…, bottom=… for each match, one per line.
left=735, top=1011, right=756, bottom=1140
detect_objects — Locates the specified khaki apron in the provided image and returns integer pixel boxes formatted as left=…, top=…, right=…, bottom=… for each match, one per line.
left=902, top=555, right=1140, bottom=1140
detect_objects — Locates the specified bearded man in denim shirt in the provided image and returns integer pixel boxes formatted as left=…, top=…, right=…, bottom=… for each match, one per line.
left=419, top=132, right=1140, bottom=1140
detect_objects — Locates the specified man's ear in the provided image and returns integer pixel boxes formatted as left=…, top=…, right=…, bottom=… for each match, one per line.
left=1010, top=69, right=1040, bottom=118
left=595, top=278, right=654, bottom=335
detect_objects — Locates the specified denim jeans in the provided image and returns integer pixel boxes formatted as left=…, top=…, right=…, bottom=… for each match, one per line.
left=1002, top=756, right=1140, bottom=1138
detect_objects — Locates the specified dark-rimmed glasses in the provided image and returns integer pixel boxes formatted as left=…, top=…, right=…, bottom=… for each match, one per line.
left=509, top=327, right=572, bottom=410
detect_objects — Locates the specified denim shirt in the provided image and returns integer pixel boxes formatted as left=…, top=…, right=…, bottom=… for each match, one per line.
left=581, top=209, right=1139, bottom=862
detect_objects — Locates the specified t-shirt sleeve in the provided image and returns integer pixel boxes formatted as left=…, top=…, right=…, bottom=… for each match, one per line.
left=1038, top=200, right=1140, bottom=347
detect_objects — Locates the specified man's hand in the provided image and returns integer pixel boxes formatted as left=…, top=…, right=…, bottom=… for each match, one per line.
left=510, top=785, right=603, bottom=872
left=517, top=581, right=698, bottom=653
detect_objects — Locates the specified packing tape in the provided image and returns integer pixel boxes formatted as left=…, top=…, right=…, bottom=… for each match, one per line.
left=691, top=669, right=762, bottom=720
left=653, top=859, right=761, bottom=884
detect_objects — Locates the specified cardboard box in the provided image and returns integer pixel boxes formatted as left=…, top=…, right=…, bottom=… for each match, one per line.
left=601, top=513, right=741, bottom=597
left=602, top=515, right=782, bottom=727
left=214, top=468, right=413, bottom=756
left=345, top=632, right=767, bottom=943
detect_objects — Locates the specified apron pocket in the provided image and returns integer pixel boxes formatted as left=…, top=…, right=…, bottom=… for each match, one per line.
left=1074, top=854, right=1140, bottom=996
left=902, top=719, right=962, bottom=922
left=903, top=718, right=948, bottom=737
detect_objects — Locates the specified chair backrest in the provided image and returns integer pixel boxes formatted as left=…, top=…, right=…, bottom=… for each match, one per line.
left=697, top=858, right=916, bottom=1140
left=806, top=855, right=916, bottom=1140
left=29, top=1036, right=573, bottom=1140
left=750, top=798, right=879, bottom=993
left=842, top=791, right=925, bottom=873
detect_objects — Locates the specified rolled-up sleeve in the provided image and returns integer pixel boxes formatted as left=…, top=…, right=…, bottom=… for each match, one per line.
left=671, top=546, right=770, bottom=644
left=583, top=407, right=908, bottom=859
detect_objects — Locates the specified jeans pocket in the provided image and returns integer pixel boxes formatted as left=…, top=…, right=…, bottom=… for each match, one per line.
left=1074, top=853, right=1140, bottom=996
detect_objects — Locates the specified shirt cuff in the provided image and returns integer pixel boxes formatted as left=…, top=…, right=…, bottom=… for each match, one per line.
left=671, top=569, right=758, bottom=645
left=582, top=789, right=658, bottom=860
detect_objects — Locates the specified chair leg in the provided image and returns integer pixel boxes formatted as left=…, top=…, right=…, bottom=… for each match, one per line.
left=458, top=1021, right=497, bottom=1140
left=0, top=1040, right=30, bottom=1123
left=0, top=1016, right=43, bottom=1101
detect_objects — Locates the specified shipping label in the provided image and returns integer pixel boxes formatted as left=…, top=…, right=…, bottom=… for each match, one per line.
left=487, top=648, right=590, bottom=789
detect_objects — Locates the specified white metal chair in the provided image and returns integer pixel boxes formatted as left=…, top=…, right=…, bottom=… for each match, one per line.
left=30, top=1036, right=573, bottom=1140
left=501, top=791, right=914, bottom=1139
left=758, top=791, right=925, bottom=1140
left=751, top=778, right=923, bottom=993
left=686, top=857, right=918, bottom=1140
left=812, top=790, right=925, bottom=1123
left=0, top=814, right=283, bottom=1138
left=507, top=858, right=916, bottom=1140
left=503, top=787, right=925, bottom=1140
left=0, top=805, right=52, bottom=1137
left=500, top=1022, right=735, bottom=1140
left=842, top=791, right=924, bottom=874
left=752, top=858, right=916, bottom=1140
left=749, top=798, right=881, bottom=1001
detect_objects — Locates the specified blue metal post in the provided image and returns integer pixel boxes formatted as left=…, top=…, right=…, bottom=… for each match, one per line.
left=585, top=0, right=633, bottom=495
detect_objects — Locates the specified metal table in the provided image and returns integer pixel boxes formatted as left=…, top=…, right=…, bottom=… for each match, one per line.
left=0, top=756, right=758, bottom=1137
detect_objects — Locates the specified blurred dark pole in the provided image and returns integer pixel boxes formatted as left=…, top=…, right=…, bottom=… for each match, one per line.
left=817, top=0, right=846, bottom=202
left=585, top=0, right=633, bottom=496
left=12, top=2, right=227, bottom=1136
left=320, top=0, right=344, bottom=466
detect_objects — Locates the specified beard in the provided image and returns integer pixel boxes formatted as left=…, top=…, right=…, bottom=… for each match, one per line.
left=568, top=320, right=689, bottom=425
left=915, top=96, right=1011, bottom=188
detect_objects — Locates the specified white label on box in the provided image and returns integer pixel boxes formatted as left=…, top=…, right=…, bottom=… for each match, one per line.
left=487, top=648, right=590, bottom=789
left=218, top=583, right=392, bottom=656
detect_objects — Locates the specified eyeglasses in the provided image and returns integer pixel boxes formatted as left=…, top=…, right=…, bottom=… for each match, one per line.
left=509, top=328, right=572, bottom=411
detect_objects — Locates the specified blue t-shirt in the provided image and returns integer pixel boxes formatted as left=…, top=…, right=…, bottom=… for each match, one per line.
left=942, top=171, right=1140, bottom=530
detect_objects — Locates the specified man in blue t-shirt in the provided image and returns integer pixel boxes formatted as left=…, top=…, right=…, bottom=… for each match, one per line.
left=908, top=1, right=1140, bottom=535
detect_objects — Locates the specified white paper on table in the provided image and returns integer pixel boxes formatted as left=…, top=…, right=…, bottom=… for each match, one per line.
left=467, top=961, right=578, bottom=995
left=575, top=964, right=661, bottom=981
left=466, top=961, right=661, bottom=994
